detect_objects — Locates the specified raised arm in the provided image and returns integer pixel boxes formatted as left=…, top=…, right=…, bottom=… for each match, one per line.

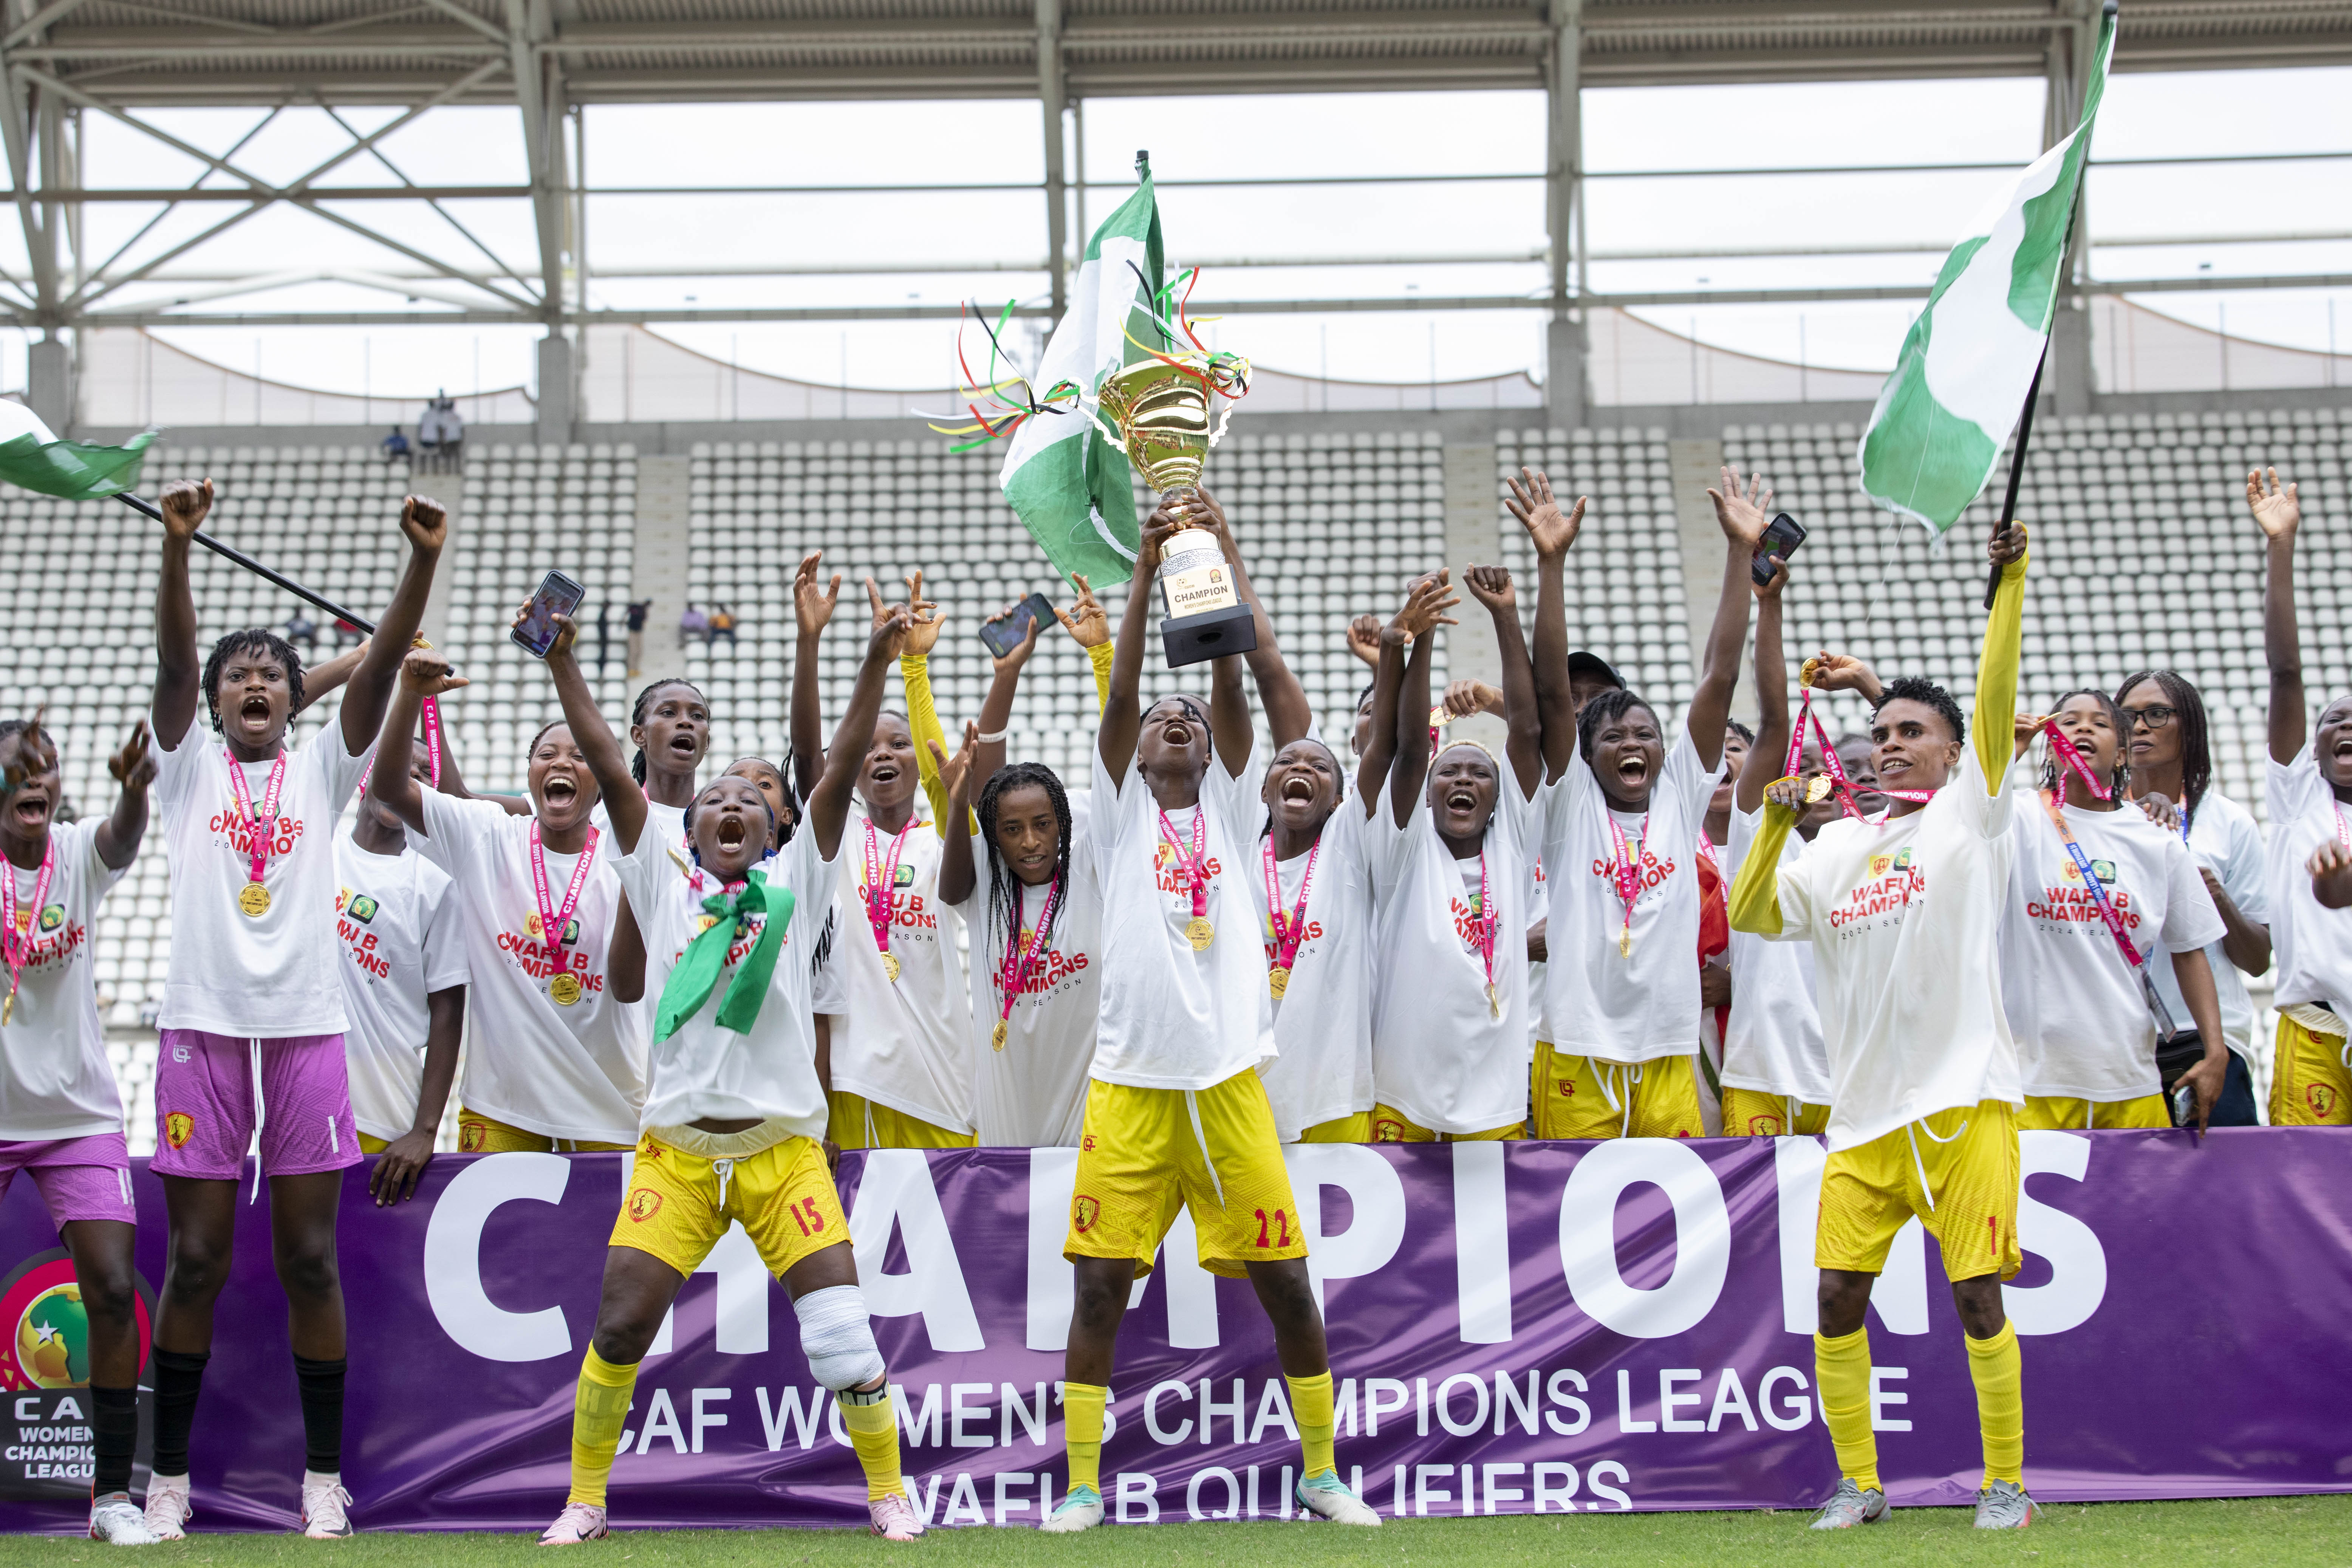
left=1051, top=573, right=1116, bottom=713
left=1198, top=489, right=1311, bottom=748
left=973, top=602, right=1046, bottom=785
left=1360, top=574, right=1458, bottom=815
left=809, top=603, right=913, bottom=859
left=2251, top=467, right=2305, bottom=764
left=1729, top=775, right=1804, bottom=935
left=539, top=609, right=642, bottom=854
left=1389, top=569, right=1450, bottom=825
left=93, top=721, right=156, bottom=871
left=375, top=650, right=470, bottom=835
left=889, top=570, right=969, bottom=836
left=1971, top=522, right=2029, bottom=789
left=608, top=892, right=646, bottom=1005
left=1504, top=467, right=1586, bottom=781
left=339, top=495, right=448, bottom=756
left=930, top=720, right=984, bottom=908
left=791, top=550, right=844, bottom=802
left=1738, top=559, right=1792, bottom=815
left=1691, top=467, right=1771, bottom=771
left=1099, top=503, right=1181, bottom=791
left=1462, top=566, right=1543, bottom=798
left=150, top=479, right=211, bottom=748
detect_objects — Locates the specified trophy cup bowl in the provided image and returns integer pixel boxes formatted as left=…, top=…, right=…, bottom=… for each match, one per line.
left=1100, top=359, right=1258, bottom=668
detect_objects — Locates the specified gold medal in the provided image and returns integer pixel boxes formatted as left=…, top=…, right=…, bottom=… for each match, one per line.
left=238, top=883, right=271, bottom=918
left=1185, top=916, right=1215, bottom=951
left=549, top=972, right=583, bottom=1006
left=1485, top=981, right=1500, bottom=1019
left=882, top=952, right=902, bottom=983
left=991, top=1020, right=1009, bottom=1052
left=1619, top=929, right=1633, bottom=959
left=1803, top=773, right=1834, bottom=805
left=2, top=985, right=12, bottom=1026
left=1268, top=965, right=1291, bottom=998
left=1799, top=655, right=1822, bottom=688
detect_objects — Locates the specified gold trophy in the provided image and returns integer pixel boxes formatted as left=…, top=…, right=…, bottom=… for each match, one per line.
left=1099, top=357, right=1257, bottom=668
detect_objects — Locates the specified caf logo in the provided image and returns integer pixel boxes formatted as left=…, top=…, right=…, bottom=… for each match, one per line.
left=347, top=894, right=379, bottom=924
left=1071, top=1196, right=1101, bottom=1233
left=627, top=1189, right=663, bottom=1223
left=164, top=1113, right=193, bottom=1150
left=525, top=914, right=582, bottom=946
left=893, top=864, right=915, bottom=888
left=34, top=905, right=60, bottom=933
left=0, top=1252, right=153, bottom=1396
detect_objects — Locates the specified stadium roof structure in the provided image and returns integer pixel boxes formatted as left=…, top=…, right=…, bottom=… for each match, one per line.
left=1, top=0, right=2347, bottom=429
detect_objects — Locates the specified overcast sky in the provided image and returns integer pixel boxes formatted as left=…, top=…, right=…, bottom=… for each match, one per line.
left=2, top=64, right=2345, bottom=400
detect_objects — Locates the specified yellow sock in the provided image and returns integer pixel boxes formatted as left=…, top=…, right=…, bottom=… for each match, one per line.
left=567, top=1346, right=641, bottom=1507
left=1966, top=1321, right=2024, bottom=1487
left=1814, top=1328, right=1881, bottom=1494
left=839, top=1387, right=902, bottom=1502
left=1062, top=1382, right=1107, bottom=1495
left=1287, top=1371, right=1336, bottom=1478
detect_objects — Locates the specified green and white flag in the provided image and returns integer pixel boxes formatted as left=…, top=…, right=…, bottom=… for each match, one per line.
left=997, top=167, right=1165, bottom=586
left=1859, top=2, right=2115, bottom=534
left=0, top=398, right=151, bottom=500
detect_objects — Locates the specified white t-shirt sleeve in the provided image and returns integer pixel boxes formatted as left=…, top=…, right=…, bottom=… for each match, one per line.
left=777, top=825, right=843, bottom=943
left=613, top=811, right=689, bottom=914
left=2159, top=834, right=2227, bottom=953
left=148, top=712, right=207, bottom=809
left=415, top=788, right=507, bottom=873
left=2267, top=743, right=2325, bottom=823
left=1662, top=728, right=1711, bottom=837
left=418, top=861, right=469, bottom=993
left=2220, top=806, right=2270, bottom=927
left=305, top=714, right=374, bottom=815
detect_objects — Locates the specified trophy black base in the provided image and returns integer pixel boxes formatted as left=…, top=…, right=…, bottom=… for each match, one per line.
left=1161, top=603, right=1259, bottom=668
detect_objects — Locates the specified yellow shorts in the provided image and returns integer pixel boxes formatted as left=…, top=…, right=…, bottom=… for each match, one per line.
left=1530, top=1045, right=1704, bottom=1139
left=1368, top=1106, right=1522, bottom=1142
left=611, top=1130, right=847, bottom=1279
left=826, top=1091, right=976, bottom=1150
left=1817, top=1100, right=2021, bottom=1283
left=1065, top=1070, right=1306, bottom=1280
left=2020, top=1094, right=2168, bottom=1131
left=358, top=1131, right=390, bottom=1155
left=2268, top=1015, right=2352, bottom=1126
left=1720, top=1087, right=1831, bottom=1138
left=457, top=1106, right=633, bottom=1153
left=1295, top=1112, right=1372, bottom=1144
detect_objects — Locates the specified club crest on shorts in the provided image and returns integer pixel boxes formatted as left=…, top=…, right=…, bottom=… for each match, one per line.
left=458, top=1121, right=488, bottom=1153
left=1071, top=1195, right=1100, bottom=1233
left=164, top=1112, right=194, bottom=1150
left=1372, top=1117, right=1410, bottom=1142
left=627, top=1188, right=663, bottom=1223
left=2310, top=1083, right=2338, bottom=1119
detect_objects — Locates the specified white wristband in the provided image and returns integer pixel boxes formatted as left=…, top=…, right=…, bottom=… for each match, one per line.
left=975, top=726, right=1010, bottom=744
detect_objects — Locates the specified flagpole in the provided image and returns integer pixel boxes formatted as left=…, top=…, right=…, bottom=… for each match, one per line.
left=112, top=491, right=379, bottom=635
left=1981, top=345, right=2046, bottom=611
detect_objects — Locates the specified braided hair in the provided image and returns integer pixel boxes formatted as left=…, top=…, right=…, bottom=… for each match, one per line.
left=629, top=678, right=706, bottom=785
left=1575, top=687, right=1659, bottom=761
left=977, top=762, right=1073, bottom=961
left=200, top=630, right=306, bottom=735
left=2039, top=688, right=2131, bottom=800
left=2114, top=669, right=2211, bottom=830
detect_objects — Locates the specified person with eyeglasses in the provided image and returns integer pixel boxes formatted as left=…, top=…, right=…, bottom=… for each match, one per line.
left=2249, top=466, right=2352, bottom=1125
left=2112, top=669, right=2272, bottom=1126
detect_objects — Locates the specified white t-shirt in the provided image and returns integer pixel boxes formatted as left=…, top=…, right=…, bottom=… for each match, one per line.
left=1541, top=729, right=1713, bottom=1064
left=333, top=833, right=469, bottom=1141
left=825, top=808, right=973, bottom=1133
left=0, top=820, right=127, bottom=1140
left=2145, top=791, right=2268, bottom=1062
left=1999, top=796, right=2224, bottom=1102
left=614, top=823, right=838, bottom=1136
left=2265, top=744, right=2352, bottom=1012
left=1368, top=775, right=1541, bottom=1135
left=950, top=793, right=1103, bottom=1149
left=1758, top=746, right=2027, bottom=1152
left=1252, top=805, right=1376, bottom=1141
left=811, top=906, right=846, bottom=1016
left=151, top=720, right=370, bottom=1037
left=1527, top=854, right=1549, bottom=1048
left=415, top=792, right=646, bottom=1143
left=1720, top=807, right=1831, bottom=1103
left=596, top=797, right=688, bottom=861
left=1088, top=745, right=1273, bottom=1091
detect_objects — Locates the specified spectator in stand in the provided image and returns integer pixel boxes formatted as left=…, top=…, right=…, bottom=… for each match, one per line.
left=678, top=603, right=709, bottom=649
left=380, top=428, right=410, bottom=462
left=285, top=609, right=318, bottom=651
left=625, top=599, right=651, bottom=677
left=333, top=616, right=363, bottom=652
left=591, top=604, right=612, bottom=676
left=709, top=604, right=738, bottom=646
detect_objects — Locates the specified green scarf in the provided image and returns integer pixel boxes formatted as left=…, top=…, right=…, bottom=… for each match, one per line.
left=653, top=869, right=794, bottom=1044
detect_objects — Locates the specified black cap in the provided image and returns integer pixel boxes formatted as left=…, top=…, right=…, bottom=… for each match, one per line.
left=1567, top=650, right=1625, bottom=690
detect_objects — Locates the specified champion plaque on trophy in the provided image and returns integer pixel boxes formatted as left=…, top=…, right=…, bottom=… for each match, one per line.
left=1098, top=358, right=1257, bottom=667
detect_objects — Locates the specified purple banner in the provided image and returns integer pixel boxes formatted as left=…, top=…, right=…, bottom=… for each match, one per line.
left=0, top=1128, right=2347, bottom=1533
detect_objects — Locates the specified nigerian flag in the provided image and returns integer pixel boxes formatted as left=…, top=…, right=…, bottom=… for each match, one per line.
left=0, top=398, right=151, bottom=499
left=998, top=162, right=1165, bottom=585
left=1859, top=0, right=2115, bottom=534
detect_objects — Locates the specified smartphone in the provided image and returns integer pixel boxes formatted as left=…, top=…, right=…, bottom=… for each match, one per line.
left=2170, top=1082, right=2196, bottom=1131
left=1751, top=512, right=1807, bottom=585
left=511, top=570, right=587, bottom=659
left=979, top=592, right=1055, bottom=659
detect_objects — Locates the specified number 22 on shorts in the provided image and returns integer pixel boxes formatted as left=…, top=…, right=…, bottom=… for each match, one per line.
left=1255, top=1207, right=1291, bottom=1249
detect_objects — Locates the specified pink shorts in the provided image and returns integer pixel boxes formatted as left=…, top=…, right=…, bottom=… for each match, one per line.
left=153, top=1029, right=361, bottom=1183
left=0, top=1134, right=136, bottom=1227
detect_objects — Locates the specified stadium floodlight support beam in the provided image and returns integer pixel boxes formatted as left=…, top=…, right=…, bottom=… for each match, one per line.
left=1544, top=0, right=1585, bottom=429
left=1037, top=0, right=1068, bottom=325
left=505, top=0, right=574, bottom=446
left=2047, top=0, right=2098, bottom=419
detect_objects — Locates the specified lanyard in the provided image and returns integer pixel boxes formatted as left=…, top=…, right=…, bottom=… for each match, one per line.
left=224, top=748, right=289, bottom=895
left=1, top=839, right=55, bottom=1025
left=1158, top=807, right=1211, bottom=921
left=2043, top=720, right=2112, bottom=802
left=1695, top=833, right=1718, bottom=872
left=992, top=878, right=1062, bottom=1047
left=356, top=695, right=444, bottom=799
left=2334, top=801, right=2349, bottom=853
left=862, top=816, right=915, bottom=975
left=2040, top=791, right=2181, bottom=1034
left=1465, top=849, right=1499, bottom=1017
left=1605, top=810, right=1648, bottom=958
left=1261, top=834, right=1320, bottom=990
left=528, top=820, right=598, bottom=958
left=1782, top=686, right=1865, bottom=820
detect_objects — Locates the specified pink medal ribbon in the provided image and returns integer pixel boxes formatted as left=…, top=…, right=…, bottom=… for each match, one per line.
left=1159, top=806, right=1212, bottom=926
left=1605, top=811, right=1648, bottom=958
left=224, top=748, right=289, bottom=912
left=1261, top=835, right=1320, bottom=995
left=2043, top=720, right=2113, bottom=803
left=1467, top=848, right=1500, bottom=1016
left=863, top=817, right=915, bottom=978
left=1, top=838, right=55, bottom=1023
left=992, top=879, right=1062, bottom=1046
left=1783, top=687, right=1865, bottom=820
left=528, top=820, right=599, bottom=995
left=356, top=695, right=443, bottom=799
